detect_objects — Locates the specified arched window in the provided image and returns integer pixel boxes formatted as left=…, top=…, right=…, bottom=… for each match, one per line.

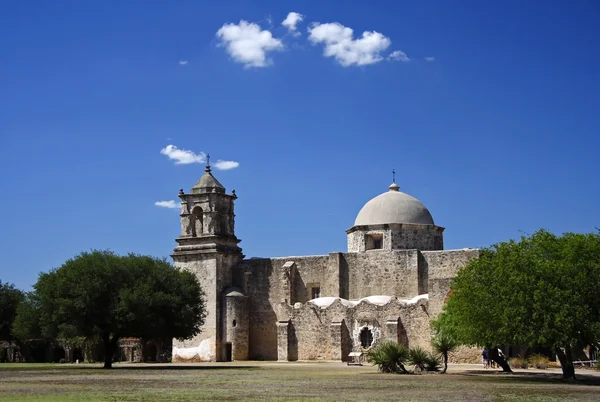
left=192, top=206, right=203, bottom=236
left=360, top=327, right=373, bottom=348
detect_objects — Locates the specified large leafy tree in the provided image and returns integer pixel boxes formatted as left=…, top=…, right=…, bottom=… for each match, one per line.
left=435, top=230, right=600, bottom=379
left=21, top=250, right=206, bottom=368
left=0, top=281, right=24, bottom=342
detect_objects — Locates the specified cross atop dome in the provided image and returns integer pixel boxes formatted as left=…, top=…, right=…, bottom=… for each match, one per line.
left=389, top=169, right=399, bottom=191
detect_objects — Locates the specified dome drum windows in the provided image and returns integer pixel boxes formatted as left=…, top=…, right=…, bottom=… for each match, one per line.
left=365, top=233, right=383, bottom=250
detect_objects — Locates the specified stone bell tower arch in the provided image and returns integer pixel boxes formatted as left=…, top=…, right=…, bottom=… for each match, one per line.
left=172, top=159, right=243, bottom=362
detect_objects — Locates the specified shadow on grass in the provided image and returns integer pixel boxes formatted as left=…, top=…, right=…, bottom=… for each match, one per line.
left=0, top=363, right=260, bottom=372
left=111, top=365, right=260, bottom=371
left=457, top=370, right=600, bottom=386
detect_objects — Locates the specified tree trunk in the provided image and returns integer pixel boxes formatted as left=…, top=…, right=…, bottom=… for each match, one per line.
left=488, top=345, right=512, bottom=372
left=102, top=332, right=119, bottom=369
left=555, top=345, right=576, bottom=380
left=441, top=352, right=448, bottom=374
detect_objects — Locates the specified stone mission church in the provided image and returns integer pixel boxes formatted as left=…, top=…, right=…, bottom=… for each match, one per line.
left=171, top=163, right=479, bottom=362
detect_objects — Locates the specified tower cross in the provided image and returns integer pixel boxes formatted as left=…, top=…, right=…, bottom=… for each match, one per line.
left=206, top=153, right=210, bottom=167
left=392, top=169, right=396, bottom=183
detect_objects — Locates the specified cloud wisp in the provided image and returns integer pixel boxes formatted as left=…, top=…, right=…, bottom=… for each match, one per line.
left=155, top=200, right=179, bottom=209
left=178, top=60, right=188, bottom=65
left=160, top=144, right=239, bottom=170
left=160, top=145, right=206, bottom=165
left=214, top=160, right=240, bottom=170
left=216, top=20, right=284, bottom=68
left=282, top=12, right=304, bottom=36
left=425, top=56, right=435, bottom=62
left=388, top=50, right=409, bottom=62
left=308, top=22, right=391, bottom=67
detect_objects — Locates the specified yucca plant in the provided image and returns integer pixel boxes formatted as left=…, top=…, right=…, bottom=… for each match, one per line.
left=424, top=353, right=441, bottom=372
left=431, top=332, right=458, bottom=374
left=409, top=346, right=429, bottom=372
left=366, top=341, right=410, bottom=374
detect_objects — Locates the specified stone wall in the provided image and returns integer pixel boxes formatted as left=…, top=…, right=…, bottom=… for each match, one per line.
left=173, top=252, right=242, bottom=362
left=277, top=296, right=432, bottom=361
left=342, top=250, right=421, bottom=299
left=421, top=249, right=480, bottom=317
left=172, top=255, right=219, bottom=362
left=224, top=289, right=249, bottom=360
left=390, top=225, right=443, bottom=251
left=230, top=247, right=479, bottom=361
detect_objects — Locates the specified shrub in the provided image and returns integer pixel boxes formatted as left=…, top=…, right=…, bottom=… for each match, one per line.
left=529, top=354, right=549, bottom=369
left=366, top=341, right=410, bottom=374
left=509, top=357, right=528, bottom=369
left=430, top=332, right=458, bottom=374
left=424, top=353, right=441, bottom=372
left=59, top=358, right=66, bottom=364
left=409, top=346, right=429, bottom=372
left=595, top=359, right=599, bottom=371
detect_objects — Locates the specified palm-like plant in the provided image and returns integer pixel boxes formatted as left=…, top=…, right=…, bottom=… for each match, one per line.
left=424, top=353, right=442, bottom=372
left=408, top=346, right=429, bottom=372
left=366, top=341, right=410, bottom=374
left=431, top=332, right=458, bottom=374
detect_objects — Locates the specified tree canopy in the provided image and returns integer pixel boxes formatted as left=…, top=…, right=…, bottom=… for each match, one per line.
left=16, top=250, right=206, bottom=368
left=435, top=229, right=600, bottom=379
left=0, top=280, right=24, bottom=342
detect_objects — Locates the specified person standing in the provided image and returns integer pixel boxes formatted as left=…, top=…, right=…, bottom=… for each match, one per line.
left=482, top=348, right=489, bottom=368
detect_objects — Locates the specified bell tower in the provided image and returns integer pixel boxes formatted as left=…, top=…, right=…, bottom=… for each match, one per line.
left=172, top=159, right=243, bottom=362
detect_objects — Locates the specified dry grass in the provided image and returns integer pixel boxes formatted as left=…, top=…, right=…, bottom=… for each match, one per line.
left=0, top=362, right=599, bottom=401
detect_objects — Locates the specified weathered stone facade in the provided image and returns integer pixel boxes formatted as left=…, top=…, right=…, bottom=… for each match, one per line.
left=171, top=168, right=479, bottom=362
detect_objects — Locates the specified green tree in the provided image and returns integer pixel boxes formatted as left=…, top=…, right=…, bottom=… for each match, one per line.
left=431, top=331, right=458, bottom=374
left=11, top=293, right=42, bottom=342
left=24, top=250, right=206, bottom=368
left=435, top=230, right=600, bottom=379
left=0, top=280, right=24, bottom=343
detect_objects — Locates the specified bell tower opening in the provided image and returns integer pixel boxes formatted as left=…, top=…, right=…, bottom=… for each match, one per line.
left=192, top=206, right=203, bottom=236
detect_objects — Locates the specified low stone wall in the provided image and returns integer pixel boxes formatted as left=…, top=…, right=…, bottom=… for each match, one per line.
left=278, top=295, right=432, bottom=361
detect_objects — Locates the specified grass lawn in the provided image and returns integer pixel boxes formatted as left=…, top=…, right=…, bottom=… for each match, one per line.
left=0, top=362, right=599, bottom=401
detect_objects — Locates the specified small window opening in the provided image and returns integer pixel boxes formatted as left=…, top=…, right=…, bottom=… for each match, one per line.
left=311, top=287, right=321, bottom=299
left=360, top=327, right=373, bottom=348
left=373, top=238, right=382, bottom=249
left=232, top=319, right=237, bottom=327
left=366, top=234, right=383, bottom=250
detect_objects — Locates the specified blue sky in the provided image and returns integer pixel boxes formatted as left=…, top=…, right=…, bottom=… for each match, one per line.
left=1, top=0, right=599, bottom=290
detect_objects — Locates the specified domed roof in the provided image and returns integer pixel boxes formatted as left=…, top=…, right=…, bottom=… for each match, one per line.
left=191, top=165, right=225, bottom=194
left=354, top=183, right=435, bottom=226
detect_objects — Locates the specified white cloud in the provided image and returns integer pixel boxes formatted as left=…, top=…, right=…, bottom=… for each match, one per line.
left=308, top=22, right=391, bottom=67
left=282, top=12, right=304, bottom=36
left=160, top=144, right=206, bottom=165
left=214, top=160, right=240, bottom=170
left=388, top=50, right=409, bottom=62
left=178, top=60, right=188, bottom=65
left=155, top=200, right=179, bottom=209
left=425, top=56, right=435, bottom=62
left=216, top=20, right=284, bottom=68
